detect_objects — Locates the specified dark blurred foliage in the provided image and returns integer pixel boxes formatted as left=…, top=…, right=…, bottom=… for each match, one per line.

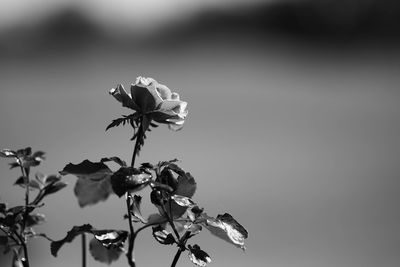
left=1, top=0, right=400, bottom=57
left=161, top=0, right=400, bottom=46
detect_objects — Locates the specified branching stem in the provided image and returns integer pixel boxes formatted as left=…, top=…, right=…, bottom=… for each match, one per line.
left=170, top=231, right=191, bottom=267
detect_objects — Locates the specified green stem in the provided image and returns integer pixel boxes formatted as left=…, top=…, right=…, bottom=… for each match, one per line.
left=126, top=195, right=136, bottom=267
left=126, top=118, right=144, bottom=267
left=170, top=231, right=191, bottom=267
left=17, top=158, right=30, bottom=267
left=81, top=233, right=87, bottom=267
left=170, top=247, right=184, bottom=267
left=131, top=117, right=143, bottom=167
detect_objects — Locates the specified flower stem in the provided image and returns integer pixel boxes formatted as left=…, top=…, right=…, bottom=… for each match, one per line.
left=81, top=233, right=87, bottom=267
left=170, top=247, right=184, bottom=267
left=126, top=118, right=144, bottom=267
left=170, top=231, right=191, bottom=267
left=131, top=117, right=143, bottom=167
left=17, top=159, right=30, bottom=267
left=126, top=195, right=136, bottom=267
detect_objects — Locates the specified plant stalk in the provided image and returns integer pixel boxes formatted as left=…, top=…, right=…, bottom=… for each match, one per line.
left=170, top=231, right=191, bottom=267
left=18, top=159, right=30, bottom=267
left=81, top=233, right=87, bottom=267
left=126, top=118, right=144, bottom=267
left=170, top=247, right=183, bottom=267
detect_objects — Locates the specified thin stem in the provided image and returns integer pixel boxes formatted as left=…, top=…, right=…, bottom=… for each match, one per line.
left=162, top=201, right=180, bottom=240
left=81, top=233, right=87, bottom=267
left=21, top=242, right=30, bottom=267
left=170, top=247, right=184, bottom=267
left=0, top=227, right=20, bottom=246
left=131, top=117, right=143, bottom=167
left=170, top=231, right=191, bottom=267
left=126, top=118, right=144, bottom=267
left=134, top=219, right=168, bottom=238
left=17, top=158, right=30, bottom=267
left=126, top=195, right=136, bottom=267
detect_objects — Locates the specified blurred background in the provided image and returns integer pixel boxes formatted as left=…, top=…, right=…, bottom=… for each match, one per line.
left=1, top=0, right=400, bottom=266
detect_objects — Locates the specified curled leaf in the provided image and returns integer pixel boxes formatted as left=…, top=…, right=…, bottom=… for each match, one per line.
left=0, top=149, right=16, bottom=158
left=202, top=213, right=248, bottom=250
left=60, top=160, right=113, bottom=207
left=51, top=224, right=94, bottom=257
left=129, top=195, right=147, bottom=223
left=101, top=157, right=127, bottom=167
left=146, top=213, right=166, bottom=225
left=89, top=238, right=123, bottom=264
left=111, top=167, right=151, bottom=197
left=26, top=213, right=46, bottom=227
left=92, top=230, right=128, bottom=249
left=51, top=224, right=128, bottom=257
left=171, top=195, right=195, bottom=207
left=152, top=225, right=175, bottom=245
left=188, top=244, right=211, bottom=267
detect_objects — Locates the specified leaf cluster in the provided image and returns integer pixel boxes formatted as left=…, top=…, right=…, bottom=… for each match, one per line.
left=58, top=158, right=248, bottom=266
left=0, top=147, right=67, bottom=263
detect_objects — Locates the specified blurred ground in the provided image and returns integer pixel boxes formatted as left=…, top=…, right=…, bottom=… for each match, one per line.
left=1, top=1, right=400, bottom=267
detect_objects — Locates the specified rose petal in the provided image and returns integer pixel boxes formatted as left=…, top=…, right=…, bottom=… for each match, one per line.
left=168, top=120, right=185, bottom=131
left=159, top=100, right=184, bottom=113
left=130, top=84, right=156, bottom=113
left=155, top=83, right=172, bottom=101
left=171, top=92, right=180, bottom=100
left=109, top=85, right=139, bottom=111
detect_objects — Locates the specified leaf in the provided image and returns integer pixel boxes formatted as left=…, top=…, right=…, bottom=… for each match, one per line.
left=91, top=230, right=128, bottom=249
left=0, top=236, right=8, bottom=246
left=175, top=172, right=196, bottom=198
left=51, top=224, right=129, bottom=258
left=130, top=84, right=156, bottom=113
left=12, top=249, right=24, bottom=267
left=168, top=172, right=197, bottom=218
left=202, top=213, right=248, bottom=250
left=101, top=157, right=127, bottom=167
left=106, top=113, right=140, bottom=131
left=0, top=149, right=16, bottom=158
left=171, top=195, right=195, bottom=207
left=60, top=160, right=113, bottom=207
left=22, top=150, right=45, bottom=168
left=14, top=176, right=41, bottom=190
left=43, top=181, right=68, bottom=196
left=0, top=203, right=6, bottom=214
left=9, top=162, right=20, bottom=169
left=51, top=224, right=94, bottom=256
left=26, top=213, right=46, bottom=227
left=16, top=147, right=31, bottom=157
left=129, top=195, right=147, bottom=223
left=188, top=244, right=211, bottom=267
left=147, top=213, right=166, bottom=225
left=89, top=238, right=122, bottom=265
left=111, top=167, right=151, bottom=197
left=152, top=225, right=175, bottom=245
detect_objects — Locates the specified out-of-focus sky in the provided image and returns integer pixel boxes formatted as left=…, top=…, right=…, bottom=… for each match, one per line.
left=1, top=1, right=400, bottom=267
